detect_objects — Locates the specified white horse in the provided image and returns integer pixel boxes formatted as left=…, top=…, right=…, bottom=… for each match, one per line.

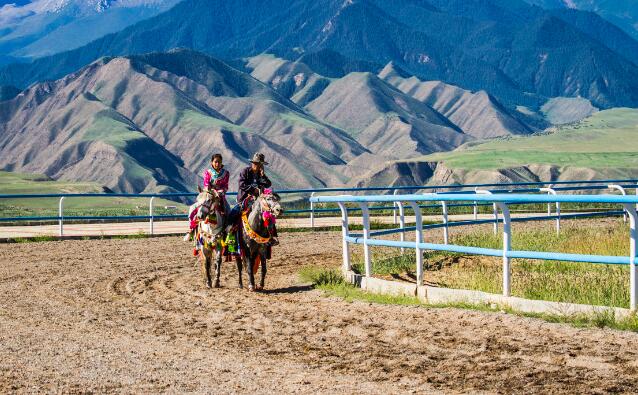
left=193, top=188, right=239, bottom=288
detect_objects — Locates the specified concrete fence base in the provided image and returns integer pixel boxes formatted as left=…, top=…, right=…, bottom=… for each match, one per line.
left=344, top=270, right=632, bottom=320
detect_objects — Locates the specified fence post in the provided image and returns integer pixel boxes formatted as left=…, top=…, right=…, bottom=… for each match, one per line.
left=359, top=202, right=372, bottom=278
left=149, top=196, right=155, bottom=235
left=473, top=200, right=478, bottom=220
left=310, top=192, right=316, bottom=229
left=337, top=202, right=351, bottom=273
left=441, top=201, right=449, bottom=245
left=408, top=201, right=423, bottom=286
left=540, top=187, right=560, bottom=234
left=609, top=185, right=628, bottom=223
left=476, top=189, right=498, bottom=234
left=625, top=204, right=637, bottom=311
left=495, top=202, right=512, bottom=297
left=393, top=189, right=399, bottom=225
left=58, top=196, right=65, bottom=237
left=397, top=200, right=406, bottom=254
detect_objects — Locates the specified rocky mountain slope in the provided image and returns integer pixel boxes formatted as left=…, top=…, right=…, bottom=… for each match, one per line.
left=378, top=63, right=533, bottom=139
left=0, top=50, right=370, bottom=193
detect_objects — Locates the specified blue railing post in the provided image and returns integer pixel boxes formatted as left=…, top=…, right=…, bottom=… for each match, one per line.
left=58, top=196, right=65, bottom=237
left=337, top=202, right=351, bottom=273
left=359, top=202, right=372, bottom=277
left=625, top=204, right=637, bottom=311
left=496, top=202, right=512, bottom=297
left=408, top=201, right=424, bottom=286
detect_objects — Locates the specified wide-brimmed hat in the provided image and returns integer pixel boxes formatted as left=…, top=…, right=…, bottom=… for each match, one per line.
left=250, top=152, right=269, bottom=165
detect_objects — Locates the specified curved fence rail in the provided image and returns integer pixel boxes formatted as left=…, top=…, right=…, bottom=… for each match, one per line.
left=309, top=193, right=638, bottom=311
left=1, top=179, right=637, bottom=236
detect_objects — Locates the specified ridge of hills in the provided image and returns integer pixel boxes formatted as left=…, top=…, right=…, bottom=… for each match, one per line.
left=354, top=108, right=638, bottom=188
left=0, top=49, right=541, bottom=193
left=524, top=0, right=638, bottom=41
left=2, top=0, right=638, bottom=110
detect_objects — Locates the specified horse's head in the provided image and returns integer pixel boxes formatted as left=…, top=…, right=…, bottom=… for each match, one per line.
left=196, top=187, right=221, bottom=221
left=259, top=189, right=282, bottom=217
left=253, top=189, right=282, bottom=234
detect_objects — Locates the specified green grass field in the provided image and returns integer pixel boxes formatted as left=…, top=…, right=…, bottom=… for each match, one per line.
left=351, top=220, right=632, bottom=308
left=0, top=171, right=187, bottom=219
left=414, top=108, right=638, bottom=170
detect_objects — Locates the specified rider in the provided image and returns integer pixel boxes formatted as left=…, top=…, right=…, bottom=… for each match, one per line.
left=237, top=153, right=278, bottom=245
left=237, top=153, right=271, bottom=204
left=184, top=153, right=230, bottom=241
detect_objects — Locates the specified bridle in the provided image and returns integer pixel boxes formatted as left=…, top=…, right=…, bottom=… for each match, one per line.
left=242, top=193, right=281, bottom=244
left=198, top=189, right=222, bottom=221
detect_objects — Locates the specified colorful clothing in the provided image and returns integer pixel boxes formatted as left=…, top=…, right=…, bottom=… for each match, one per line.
left=203, top=167, right=229, bottom=193
left=188, top=166, right=230, bottom=231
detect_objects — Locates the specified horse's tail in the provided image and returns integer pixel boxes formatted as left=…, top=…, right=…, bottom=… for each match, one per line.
left=252, top=255, right=261, bottom=273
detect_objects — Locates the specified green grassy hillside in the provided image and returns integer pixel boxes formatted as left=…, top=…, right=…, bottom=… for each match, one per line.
left=0, top=171, right=187, bottom=219
left=417, top=108, right=638, bottom=170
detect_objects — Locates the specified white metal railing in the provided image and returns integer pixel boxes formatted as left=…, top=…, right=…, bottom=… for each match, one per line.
left=310, top=193, right=638, bottom=311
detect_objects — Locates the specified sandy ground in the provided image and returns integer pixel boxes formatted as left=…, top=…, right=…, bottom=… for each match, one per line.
left=2, top=232, right=638, bottom=393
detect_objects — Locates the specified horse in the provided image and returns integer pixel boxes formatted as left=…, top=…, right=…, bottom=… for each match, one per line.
left=193, top=187, right=242, bottom=289
left=239, top=190, right=282, bottom=291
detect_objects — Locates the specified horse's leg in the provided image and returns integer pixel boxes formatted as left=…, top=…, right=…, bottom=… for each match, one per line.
left=236, top=256, right=243, bottom=289
left=200, top=247, right=212, bottom=288
left=259, top=253, right=267, bottom=290
left=246, top=252, right=256, bottom=291
left=213, top=247, right=222, bottom=288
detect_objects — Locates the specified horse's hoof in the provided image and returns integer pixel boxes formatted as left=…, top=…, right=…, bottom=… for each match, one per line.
left=214, top=281, right=220, bottom=288
left=248, top=286, right=255, bottom=292
left=205, top=282, right=212, bottom=289
left=238, top=284, right=244, bottom=289
left=255, top=285, right=263, bottom=291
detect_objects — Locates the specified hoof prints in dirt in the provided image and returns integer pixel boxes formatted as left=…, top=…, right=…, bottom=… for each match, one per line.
left=1, top=234, right=638, bottom=393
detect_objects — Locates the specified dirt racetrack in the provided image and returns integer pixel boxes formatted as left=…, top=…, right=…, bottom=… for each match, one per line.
left=2, top=232, right=638, bottom=393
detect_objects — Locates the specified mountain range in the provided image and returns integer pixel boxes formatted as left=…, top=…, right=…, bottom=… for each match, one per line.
left=524, top=0, right=638, bottom=41
left=0, top=49, right=538, bottom=193
left=1, top=0, right=638, bottom=193
left=3, top=0, right=638, bottom=110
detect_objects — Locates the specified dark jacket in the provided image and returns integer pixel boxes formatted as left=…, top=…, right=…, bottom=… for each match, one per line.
left=237, top=166, right=272, bottom=204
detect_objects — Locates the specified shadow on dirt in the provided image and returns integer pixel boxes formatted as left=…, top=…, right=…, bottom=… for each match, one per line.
left=261, top=284, right=314, bottom=294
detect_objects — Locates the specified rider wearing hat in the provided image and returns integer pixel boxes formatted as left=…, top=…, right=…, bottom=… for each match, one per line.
left=237, top=153, right=272, bottom=205
left=237, top=153, right=278, bottom=245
